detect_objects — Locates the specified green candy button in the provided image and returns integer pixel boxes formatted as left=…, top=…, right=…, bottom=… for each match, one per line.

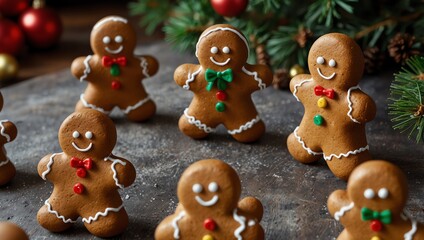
left=314, top=115, right=324, bottom=126
left=110, top=64, right=120, bottom=76
left=215, top=102, right=225, bottom=112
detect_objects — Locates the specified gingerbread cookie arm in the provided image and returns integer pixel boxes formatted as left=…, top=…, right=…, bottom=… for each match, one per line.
left=328, top=189, right=353, bottom=223
left=71, top=56, right=93, bottom=82
left=174, top=64, right=203, bottom=91
left=38, top=153, right=62, bottom=180
left=238, top=197, right=264, bottom=222
left=138, top=55, right=159, bottom=79
left=348, top=90, right=376, bottom=123
left=155, top=214, right=182, bottom=240
left=0, top=120, right=17, bottom=144
left=289, top=74, right=313, bottom=102
left=104, top=155, right=136, bottom=189
left=242, top=64, right=273, bottom=91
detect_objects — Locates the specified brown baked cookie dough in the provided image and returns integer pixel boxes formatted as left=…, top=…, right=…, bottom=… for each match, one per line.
left=155, top=159, right=264, bottom=240
left=71, top=16, right=159, bottom=122
left=37, top=109, right=136, bottom=237
left=0, top=222, right=29, bottom=240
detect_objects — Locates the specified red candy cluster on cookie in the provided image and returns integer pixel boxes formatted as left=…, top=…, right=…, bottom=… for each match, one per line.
left=37, top=109, right=136, bottom=237
left=174, top=24, right=273, bottom=142
left=287, top=33, right=376, bottom=180
left=71, top=16, right=159, bottom=122
left=328, top=160, right=424, bottom=239
left=155, top=159, right=264, bottom=240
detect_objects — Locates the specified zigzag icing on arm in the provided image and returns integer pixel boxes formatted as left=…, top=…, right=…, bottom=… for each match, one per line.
left=242, top=66, right=266, bottom=90
left=0, top=158, right=10, bottom=168
left=227, top=116, right=261, bottom=135
left=293, top=79, right=313, bottom=102
left=323, top=145, right=369, bottom=161
left=0, top=120, right=11, bottom=142
left=82, top=204, right=124, bottom=224
left=104, top=156, right=127, bottom=189
left=233, top=209, right=247, bottom=240
left=41, top=153, right=62, bottom=180
left=45, top=199, right=77, bottom=223
left=172, top=211, right=186, bottom=239
left=183, top=66, right=202, bottom=90
left=183, top=108, right=216, bottom=133
left=334, top=202, right=354, bottom=221
left=139, top=57, right=150, bottom=78
left=347, top=86, right=361, bottom=124
left=80, top=55, right=93, bottom=82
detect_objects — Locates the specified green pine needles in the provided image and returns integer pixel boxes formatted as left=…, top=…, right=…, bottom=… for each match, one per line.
left=389, top=56, right=424, bottom=143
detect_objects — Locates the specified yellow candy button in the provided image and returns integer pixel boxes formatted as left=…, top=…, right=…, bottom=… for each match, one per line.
left=317, top=97, right=327, bottom=108
left=371, top=236, right=381, bottom=240
left=203, top=235, right=214, bottom=240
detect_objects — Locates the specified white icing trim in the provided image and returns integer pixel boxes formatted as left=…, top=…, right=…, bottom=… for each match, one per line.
left=293, top=126, right=322, bottom=156
left=45, top=199, right=77, bottom=224
left=195, top=195, right=219, bottom=207
left=82, top=204, right=124, bottom=224
left=242, top=66, right=266, bottom=90
left=93, top=16, right=128, bottom=30
left=233, top=209, right=246, bottom=240
left=0, top=120, right=11, bottom=142
left=334, top=202, right=354, bottom=221
left=347, top=86, right=361, bottom=124
left=0, top=158, right=10, bottom=168
left=121, top=96, right=151, bottom=114
left=105, top=45, right=123, bottom=55
left=183, top=108, right=216, bottom=133
left=195, top=27, right=249, bottom=58
left=323, top=145, right=369, bottom=161
left=227, top=116, right=261, bottom=135
left=71, top=142, right=93, bottom=152
left=139, top=57, right=150, bottom=78
left=210, top=57, right=231, bottom=66
left=401, top=213, right=418, bottom=240
left=80, top=55, right=92, bottom=82
left=248, top=220, right=256, bottom=226
left=104, top=156, right=127, bottom=189
left=292, top=79, right=313, bottom=102
left=80, top=94, right=111, bottom=114
left=41, top=153, right=62, bottom=180
left=316, top=68, right=336, bottom=80
left=182, top=67, right=202, bottom=90
left=172, top=211, right=186, bottom=239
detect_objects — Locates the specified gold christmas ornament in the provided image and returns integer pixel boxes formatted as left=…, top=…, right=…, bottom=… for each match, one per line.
left=289, top=64, right=305, bottom=78
left=0, top=54, right=19, bottom=81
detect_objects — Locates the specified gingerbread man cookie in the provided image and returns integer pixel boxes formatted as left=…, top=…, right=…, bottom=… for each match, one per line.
left=328, top=160, right=424, bottom=239
left=287, top=33, right=376, bottom=180
left=37, top=109, right=136, bottom=237
left=174, top=24, right=273, bottom=143
left=0, top=92, right=18, bottom=186
left=0, top=222, right=29, bottom=240
left=71, top=16, right=159, bottom=122
left=155, top=159, right=264, bottom=240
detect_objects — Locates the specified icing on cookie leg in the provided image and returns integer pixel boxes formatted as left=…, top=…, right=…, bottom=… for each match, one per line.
left=80, top=94, right=111, bottom=114
left=227, top=116, right=261, bottom=135
left=82, top=204, right=124, bottom=224
left=121, top=96, right=151, bottom=115
left=44, top=199, right=77, bottom=224
left=183, top=108, right=216, bottom=133
left=323, top=145, right=369, bottom=161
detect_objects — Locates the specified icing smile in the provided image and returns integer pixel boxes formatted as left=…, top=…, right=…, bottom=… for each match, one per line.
left=195, top=195, right=219, bottom=207
left=105, top=46, right=123, bottom=54
left=210, top=57, right=230, bottom=66
left=317, top=68, right=336, bottom=80
left=72, top=142, right=93, bottom=152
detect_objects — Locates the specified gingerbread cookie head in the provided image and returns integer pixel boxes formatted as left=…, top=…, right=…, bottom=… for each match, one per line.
left=177, top=159, right=242, bottom=216
left=90, top=16, right=136, bottom=57
left=308, top=33, right=364, bottom=89
left=0, top=222, right=29, bottom=240
left=196, top=24, right=249, bottom=71
left=58, top=109, right=117, bottom=159
left=347, top=160, right=408, bottom=216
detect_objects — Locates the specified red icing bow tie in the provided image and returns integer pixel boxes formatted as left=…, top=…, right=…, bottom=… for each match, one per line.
left=314, top=85, right=335, bottom=99
left=102, top=56, right=127, bottom=67
left=70, top=157, right=93, bottom=178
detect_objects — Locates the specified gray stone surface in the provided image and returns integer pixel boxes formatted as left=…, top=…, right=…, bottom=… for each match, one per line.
left=0, top=42, right=423, bottom=239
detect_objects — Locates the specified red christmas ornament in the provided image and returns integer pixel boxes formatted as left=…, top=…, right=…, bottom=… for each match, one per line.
left=370, top=220, right=383, bottom=232
left=210, top=0, right=248, bottom=17
left=203, top=218, right=217, bottom=231
left=19, top=0, right=62, bottom=49
left=0, top=0, right=29, bottom=17
left=0, top=19, right=25, bottom=56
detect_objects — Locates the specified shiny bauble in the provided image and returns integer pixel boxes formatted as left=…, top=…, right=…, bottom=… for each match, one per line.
left=210, top=0, right=248, bottom=17
left=0, top=0, right=29, bottom=16
left=289, top=64, right=305, bottom=78
left=0, top=54, right=19, bottom=81
left=0, top=19, right=25, bottom=56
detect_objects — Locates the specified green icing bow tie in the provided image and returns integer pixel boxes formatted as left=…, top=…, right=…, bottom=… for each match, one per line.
left=205, top=68, right=233, bottom=91
left=361, top=207, right=392, bottom=224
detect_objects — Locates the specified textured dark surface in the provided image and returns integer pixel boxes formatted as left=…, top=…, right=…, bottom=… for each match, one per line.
left=0, top=42, right=423, bottom=239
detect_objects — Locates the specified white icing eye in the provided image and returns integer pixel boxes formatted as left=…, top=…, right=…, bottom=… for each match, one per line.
left=378, top=188, right=389, bottom=199
left=192, top=183, right=203, bottom=193
left=210, top=47, right=218, bottom=54
left=72, top=131, right=80, bottom=138
left=102, top=36, right=111, bottom=44
left=364, top=188, right=375, bottom=199
left=85, top=131, right=93, bottom=139
left=208, top=182, right=218, bottom=192
left=222, top=46, right=230, bottom=54
left=329, top=59, right=336, bottom=67
left=317, top=56, right=325, bottom=64
left=115, top=35, right=123, bottom=43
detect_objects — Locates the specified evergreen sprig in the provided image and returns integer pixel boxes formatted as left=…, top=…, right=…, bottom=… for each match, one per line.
left=389, top=56, right=424, bottom=143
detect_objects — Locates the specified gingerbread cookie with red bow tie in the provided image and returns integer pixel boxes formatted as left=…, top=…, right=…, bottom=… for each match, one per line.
left=328, top=160, right=424, bottom=239
left=155, top=159, right=265, bottom=240
left=71, top=16, right=159, bottom=122
left=0, top=92, right=18, bottom=186
left=174, top=24, right=273, bottom=142
left=287, top=33, right=376, bottom=180
left=37, top=109, right=136, bottom=237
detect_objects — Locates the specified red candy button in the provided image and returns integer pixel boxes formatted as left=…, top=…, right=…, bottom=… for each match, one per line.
left=216, top=90, right=227, bottom=101
left=111, top=80, right=121, bottom=90
left=204, top=218, right=216, bottom=231
left=370, top=220, right=382, bottom=232
left=73, top=183, right=85, bottom=194
left=76, top=168, right=87, bottom=178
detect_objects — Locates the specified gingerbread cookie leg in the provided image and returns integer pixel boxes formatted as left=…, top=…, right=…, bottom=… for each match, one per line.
left=0, top=158, right=15, bottom=186
left=76, top=94, right=114, bottom=114
left=225, top=116, right=265, bottom=143
left=179, top=108, right=218, bottom=139
left=37, top=201, right=77, bottom=232
left=325, top=150, right=371, bottom=180
left=286, top=131, right=321, bottom=164
left=83, top=207, right=129, bottom=238
left=121, top=97, right=156, bottom=122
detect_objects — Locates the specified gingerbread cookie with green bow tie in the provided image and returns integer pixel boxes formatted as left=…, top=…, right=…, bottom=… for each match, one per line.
left=37, top=109, right=136, bottom=237
left=71, top=16, right=159, bottom=122
left=287, top=33, right=376, bottom=180
left=328, top=160, right=424, bottom=240
left=174, top=24, right=273, bottom=142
